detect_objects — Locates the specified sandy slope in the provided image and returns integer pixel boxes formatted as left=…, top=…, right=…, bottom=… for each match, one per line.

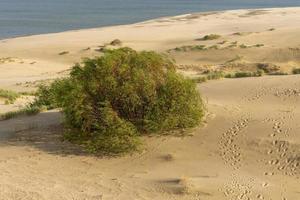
left=0, top=75, right=299, bottom=199
left=0, top=7, right=300, bottom=200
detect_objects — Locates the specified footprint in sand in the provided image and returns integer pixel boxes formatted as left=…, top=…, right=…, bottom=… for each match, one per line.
left=219, top=118, right=250, bottom=170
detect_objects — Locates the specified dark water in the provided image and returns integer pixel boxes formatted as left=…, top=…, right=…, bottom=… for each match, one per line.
left=0, top=0, right=300, bottom=39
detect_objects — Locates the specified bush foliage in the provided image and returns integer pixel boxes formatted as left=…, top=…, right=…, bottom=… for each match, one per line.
left=35, top=48, right=204, bottom=155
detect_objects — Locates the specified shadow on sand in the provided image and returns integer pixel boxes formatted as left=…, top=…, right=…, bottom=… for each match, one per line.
left=0, top=110, right=89, bottom=157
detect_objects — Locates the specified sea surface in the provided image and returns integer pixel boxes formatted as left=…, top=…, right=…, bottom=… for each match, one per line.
left=0, top=0, right=300, bottom=39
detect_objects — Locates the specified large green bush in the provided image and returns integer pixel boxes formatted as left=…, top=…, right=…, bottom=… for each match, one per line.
left=36, top=48, right=204, bottom=155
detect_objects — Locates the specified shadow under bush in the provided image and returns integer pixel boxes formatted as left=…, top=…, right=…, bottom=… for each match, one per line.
left=34, top=48, right=204, bottom=155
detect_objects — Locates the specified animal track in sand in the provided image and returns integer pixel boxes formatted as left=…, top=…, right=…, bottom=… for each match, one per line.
left=222, top=174, right=268, bottom=200
left=219, top=118, right=250, bottom=170
left=263, top=113, right=299, bottom=178
left=274, top=88, right=300, bottom=99
left=243, top=86, right=275, bottom=103
left=266, top=139, right=300, bottom=177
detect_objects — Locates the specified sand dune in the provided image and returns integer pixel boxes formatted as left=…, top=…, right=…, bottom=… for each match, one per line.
left=0, top=75, right=299, bottom=199
left=0, top=7, right=300, bottom=200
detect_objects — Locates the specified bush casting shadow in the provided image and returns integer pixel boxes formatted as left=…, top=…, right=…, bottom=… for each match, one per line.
left=0, top=111, right=88, bottom=156
left=34, top=48, right=204, bottom=155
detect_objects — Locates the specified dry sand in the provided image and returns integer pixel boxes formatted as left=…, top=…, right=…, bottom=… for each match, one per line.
left=0, top=7, right=300, bottom=200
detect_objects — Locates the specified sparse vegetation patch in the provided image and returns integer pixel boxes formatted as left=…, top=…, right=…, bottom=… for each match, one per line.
left=0, top=106, right=41, bottom=120
left=268, top=71, right=288, bottom=76
left=171, top=45, right=206, bottom=52
left=225, top=70, right=263, bottom=78
left=0, top=89, right=20, bottom=104
left=292, top=68, right=300, bottom=74
left=199, top=34, right=221, bottom=41
left=193, top=71, right=224, bottom=83
left=257, top=63, right=280, bottom=73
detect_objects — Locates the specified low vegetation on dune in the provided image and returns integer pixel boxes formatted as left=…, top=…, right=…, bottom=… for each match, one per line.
left=292, top=68, right=300, bottom=74
left=193, top=71, right=225, bottom=83
left=110, top=39, right=122, bottom=46
left=225, top=70, right=263, bottom=78
left=257, top=63, right=280, bottom=74
left=0, top=89, right=20, bottom=104
left=31, top=48, right=204, bottom=155
left=0, top=89, right=34, bottom=105
left=0, top=106, right=41, bottom=120
left=199, top=34, right=221, bottom=41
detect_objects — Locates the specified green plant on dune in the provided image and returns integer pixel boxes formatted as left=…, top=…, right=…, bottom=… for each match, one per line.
left=32, top=48, right=204, bottom=155
left=225, top=70, right=263, bottom=78
left=193, top=71, right=225, bottom=83
left=200, top=34, right=221, bottom=41
left=292, top=68, right=300, bottom=74
left=0, top=89, right=20, bottom=104
left=0, top=106, right=41, bottom=120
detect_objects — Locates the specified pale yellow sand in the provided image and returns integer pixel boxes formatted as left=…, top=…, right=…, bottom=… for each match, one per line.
left=0, top=7, right=300, bottom=200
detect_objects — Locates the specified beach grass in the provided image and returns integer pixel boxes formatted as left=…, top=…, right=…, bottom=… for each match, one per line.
left=0, top=106, right=42, bottom=120
left=0, top=89, right=21, bottom=104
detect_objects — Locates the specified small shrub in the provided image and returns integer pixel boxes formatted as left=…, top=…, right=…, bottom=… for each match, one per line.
left=34, top=48, right=204, bottom=155
left=171, top=45, right=206, bottom=52
left=292, top=68, right=300, bottom=74
left=257, top=63, right=280, bottom=73
left=110, top=39, right=122, bottom=46
left=58, top=51, right=69, bottom=55
left=208, top=45, right=219, bottom=50
left=253, top=44, right=264, bottom=48
left=239, top=44, right=248, bottom=49
left=193, top=71, right=224, bottom=83
left=199, top=34, right=221, bottom=41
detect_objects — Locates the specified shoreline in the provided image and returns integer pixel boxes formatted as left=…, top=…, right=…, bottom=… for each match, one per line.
left=1, top=6, right=299, bottom=41
left=1, top=6, right=300, bottom=91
